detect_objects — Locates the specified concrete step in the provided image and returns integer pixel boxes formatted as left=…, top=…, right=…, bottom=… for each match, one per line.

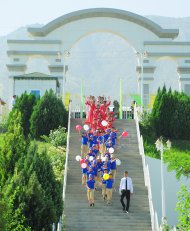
left=64, top=119, right=152, bottom=231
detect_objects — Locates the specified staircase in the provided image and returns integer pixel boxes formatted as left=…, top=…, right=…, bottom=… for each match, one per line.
left=64, top=119, right=152, bottom=231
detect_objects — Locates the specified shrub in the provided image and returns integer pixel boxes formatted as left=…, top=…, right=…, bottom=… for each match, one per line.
left=49, top=126, right=67, bottom=147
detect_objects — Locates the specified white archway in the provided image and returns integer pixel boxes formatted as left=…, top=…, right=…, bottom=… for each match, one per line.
left=6, top=8, right=190, bottom=106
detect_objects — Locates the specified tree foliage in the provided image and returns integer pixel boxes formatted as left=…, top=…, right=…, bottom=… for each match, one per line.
left=0, top=109, right=64, bottom=230
left=176, top=184, right=190, bottom=230
left=141, top=86, right=190, bottom=179
left=8, top=92, right=37, bottom=137
left=151, top=86, right=190, bottom=139
left=0, top=110, right=27, bottom=184
left=30, top=90, right=68, bottom=139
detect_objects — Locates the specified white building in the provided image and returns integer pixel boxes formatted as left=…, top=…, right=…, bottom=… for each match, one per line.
left=5, top=8, right=190, bottom=107
left=12, top=72, right=60, bottom=98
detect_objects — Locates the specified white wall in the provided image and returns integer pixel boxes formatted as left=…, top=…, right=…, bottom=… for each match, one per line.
left=14, top=79, right=57, bottom=97
left=146, top=156, right=189, bottom=226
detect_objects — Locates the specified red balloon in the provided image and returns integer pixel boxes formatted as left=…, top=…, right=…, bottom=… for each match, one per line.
left=76, top=125, right=82, bottom=131
left=80, top=158, right=85, bottom=164
left=122, top=131, right=128, bottom=137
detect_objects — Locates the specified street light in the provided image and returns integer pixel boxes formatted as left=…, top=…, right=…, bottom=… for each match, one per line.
left=155, top=137, right=171, bottom=221
left=136, top=51, right=148, bottom=112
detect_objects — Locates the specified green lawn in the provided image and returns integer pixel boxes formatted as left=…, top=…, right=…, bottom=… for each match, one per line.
left=140, top=125, right=190, bottom=179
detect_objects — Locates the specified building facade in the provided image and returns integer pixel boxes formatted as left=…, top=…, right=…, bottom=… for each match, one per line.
left=6, top=8, right=190, bottom=107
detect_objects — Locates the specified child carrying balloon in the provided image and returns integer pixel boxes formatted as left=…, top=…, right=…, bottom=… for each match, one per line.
left=101, top=168, right=109, bottom=200
left=81, top=132, right=89, bottom=158
left=105, top=173, right=114, bottom=205
left=81, top=161, right=88, bottom=185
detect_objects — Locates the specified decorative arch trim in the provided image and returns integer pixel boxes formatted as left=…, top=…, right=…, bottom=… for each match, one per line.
left=27, top=8, right=179, bottom=39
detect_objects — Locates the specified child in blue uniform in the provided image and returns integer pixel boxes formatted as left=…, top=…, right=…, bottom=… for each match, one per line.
left=86, top=174, right=95, bottom=206
left=110, top=154, right=117, bottom=181
left=81, top=132, right=89, bottom=158
left=81, top=163, right=88, bottom=185
left=106, top=173, right=114, bottom=205
left=101, top=168, right=108, bottom=200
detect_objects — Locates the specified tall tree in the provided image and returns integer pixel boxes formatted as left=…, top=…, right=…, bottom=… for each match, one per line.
left=1, top=110, right=27, bottom=181
left=30, top=90, right=68, bottom=139
left=8, top=92, right=37, bottom=137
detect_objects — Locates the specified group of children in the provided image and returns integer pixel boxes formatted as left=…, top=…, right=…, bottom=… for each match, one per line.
left=79, top=96, right=119, bottom=207
left=85, top=95, right=116, bottom=132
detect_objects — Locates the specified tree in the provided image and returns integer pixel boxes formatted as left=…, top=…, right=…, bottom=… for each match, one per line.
left=2, top=143, right=62, bottom=231
left=176, top=184, right=190, bottom=230
left=113, top=100, right=119, bottom=118
left=151, top=87, right=190, bottom=140
left=0, top=196, right=8, bottom=231
left=30, top=90, right=68, bottom=139
left=20, top=143, right=62, bottom=230
left=24, top=172, right=56, bottom=231
left=8, top=92, right=37, bottom=137
left=1, top=110, right=27, bottom=182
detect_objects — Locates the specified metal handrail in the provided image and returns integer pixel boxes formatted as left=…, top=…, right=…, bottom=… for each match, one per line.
left=134, top=103, right=160, bottom=231
left=63, top=101, right=72, bottom=201
left=56, top=101, right=72, bottom=231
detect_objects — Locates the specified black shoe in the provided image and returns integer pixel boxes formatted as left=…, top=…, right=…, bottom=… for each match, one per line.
left=90, top=204, right=92, bottom=207
left=126, top=210, right=129, bottom=213
left=122, top=207, right=125, bottom=212
left=103, top=197, right=106, bottom=201
left=92, top=203, right=95, bottom=207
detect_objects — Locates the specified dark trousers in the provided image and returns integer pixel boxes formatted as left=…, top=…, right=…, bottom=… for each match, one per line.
left=120, top=190, right=131, bottom=211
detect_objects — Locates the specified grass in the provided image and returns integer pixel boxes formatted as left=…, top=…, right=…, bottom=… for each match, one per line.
left=140, top=124, right=190, bottom=179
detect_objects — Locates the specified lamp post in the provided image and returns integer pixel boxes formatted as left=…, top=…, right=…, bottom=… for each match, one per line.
left=155, top=137, right=171, bottom=221
left=136, top=51, right=147, bottom=112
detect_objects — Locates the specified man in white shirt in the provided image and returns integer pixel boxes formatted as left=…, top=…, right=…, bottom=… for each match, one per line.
left=119, top=170, right=133, bottom=213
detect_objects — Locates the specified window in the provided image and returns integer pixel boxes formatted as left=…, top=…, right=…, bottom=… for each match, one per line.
left=184, top=84, right=190, bottom=96
left=55, top=58, right=61, bottom=62
left=143, top=84, right=149, bottom=107
left=31, top=90, right=40, bottom=98
left=13, top=58, right=20, bottom=62
left=184, top=60, right=190, bottom=63
left=143, top=59, right=149, bottom=63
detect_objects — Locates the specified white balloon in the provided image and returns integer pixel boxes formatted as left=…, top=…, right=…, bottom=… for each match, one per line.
left=109, top=147, right=114, bottom=154
left=89, top=156, right=94, bottom=161
left=101, top=157, right=106, bottom=161
left=116, top=158, right=121, bottom=166
left=83, top=124, right=89, bottom=131
left=101, top=120, right=108, bottom=126
left=75, top=155, right=81, bottom=161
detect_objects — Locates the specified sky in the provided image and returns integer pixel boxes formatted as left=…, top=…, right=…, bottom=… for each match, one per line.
left=0, top=0, right=190, bottom=36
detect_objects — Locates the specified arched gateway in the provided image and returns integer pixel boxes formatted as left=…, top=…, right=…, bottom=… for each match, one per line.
left=7, top=8, right=190, bottom=107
